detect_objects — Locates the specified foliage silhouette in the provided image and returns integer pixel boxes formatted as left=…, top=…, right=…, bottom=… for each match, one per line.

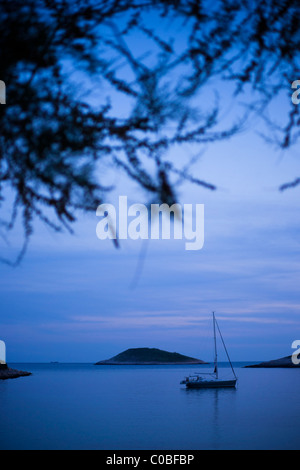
left=0, top=0, right=299, bottom=262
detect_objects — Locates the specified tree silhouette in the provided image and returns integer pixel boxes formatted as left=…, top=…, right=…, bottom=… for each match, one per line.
left=0, top=0, right=299, bottom=263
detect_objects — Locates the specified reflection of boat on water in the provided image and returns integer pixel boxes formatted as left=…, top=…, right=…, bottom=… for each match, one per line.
left=181, top=312, right=237, bottom=389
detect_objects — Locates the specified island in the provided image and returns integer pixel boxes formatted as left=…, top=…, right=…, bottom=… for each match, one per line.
left=0, top=363, right=32, bottom=380
left=95, top=347, right=208, bottom=365
left=245, top=355, right=300, bottom=368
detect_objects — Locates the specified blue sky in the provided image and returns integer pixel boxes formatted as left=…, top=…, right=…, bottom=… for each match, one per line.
left=0, top=120, right=299, bottom=363
left=0, top=7, right=300, bottom=363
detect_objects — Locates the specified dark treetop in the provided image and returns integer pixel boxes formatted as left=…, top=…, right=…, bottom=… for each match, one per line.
left=1, top=0, right=300, bottom=264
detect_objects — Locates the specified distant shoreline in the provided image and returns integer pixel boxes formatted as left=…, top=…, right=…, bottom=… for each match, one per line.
left=245, top=355, right=300, bottom=369
left=96, top=361, right=209, bottom=365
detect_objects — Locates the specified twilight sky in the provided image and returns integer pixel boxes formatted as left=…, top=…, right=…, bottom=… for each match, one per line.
left=0, top=120, right=299, bottom=363
left=0, top=8, right=299, bottom=363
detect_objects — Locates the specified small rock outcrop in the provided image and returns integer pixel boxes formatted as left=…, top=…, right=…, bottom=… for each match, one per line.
left=0, top=364, right=32, bottom=380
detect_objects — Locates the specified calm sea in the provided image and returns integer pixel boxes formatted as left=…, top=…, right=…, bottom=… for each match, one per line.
left=0, top=363, right=299, bottom=450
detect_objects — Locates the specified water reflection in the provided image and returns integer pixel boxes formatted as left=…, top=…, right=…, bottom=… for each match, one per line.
left=182, top=386, right=237, bottom=449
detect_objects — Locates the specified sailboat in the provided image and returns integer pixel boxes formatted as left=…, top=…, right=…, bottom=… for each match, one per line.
left=181, top=312, right=237, bottom=389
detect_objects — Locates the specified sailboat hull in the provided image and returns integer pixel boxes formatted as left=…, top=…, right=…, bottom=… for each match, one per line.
left=186, top=379, right=237, bottom=389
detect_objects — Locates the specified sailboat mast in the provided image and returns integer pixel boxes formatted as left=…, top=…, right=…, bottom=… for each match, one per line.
left=213, top=312, right=218, bottom=379
left=215, top=318, right=237, bottom=380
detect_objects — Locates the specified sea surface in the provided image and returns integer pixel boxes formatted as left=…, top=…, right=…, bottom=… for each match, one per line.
left=0, top=362, right=299, bottom=450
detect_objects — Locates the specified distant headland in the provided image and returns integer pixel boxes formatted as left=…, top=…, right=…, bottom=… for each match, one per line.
left=95, top=348, right=208, bottom=365
left=0, top=363, right=32, bottom=380
left=245, top=355, right=300, bottom=368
